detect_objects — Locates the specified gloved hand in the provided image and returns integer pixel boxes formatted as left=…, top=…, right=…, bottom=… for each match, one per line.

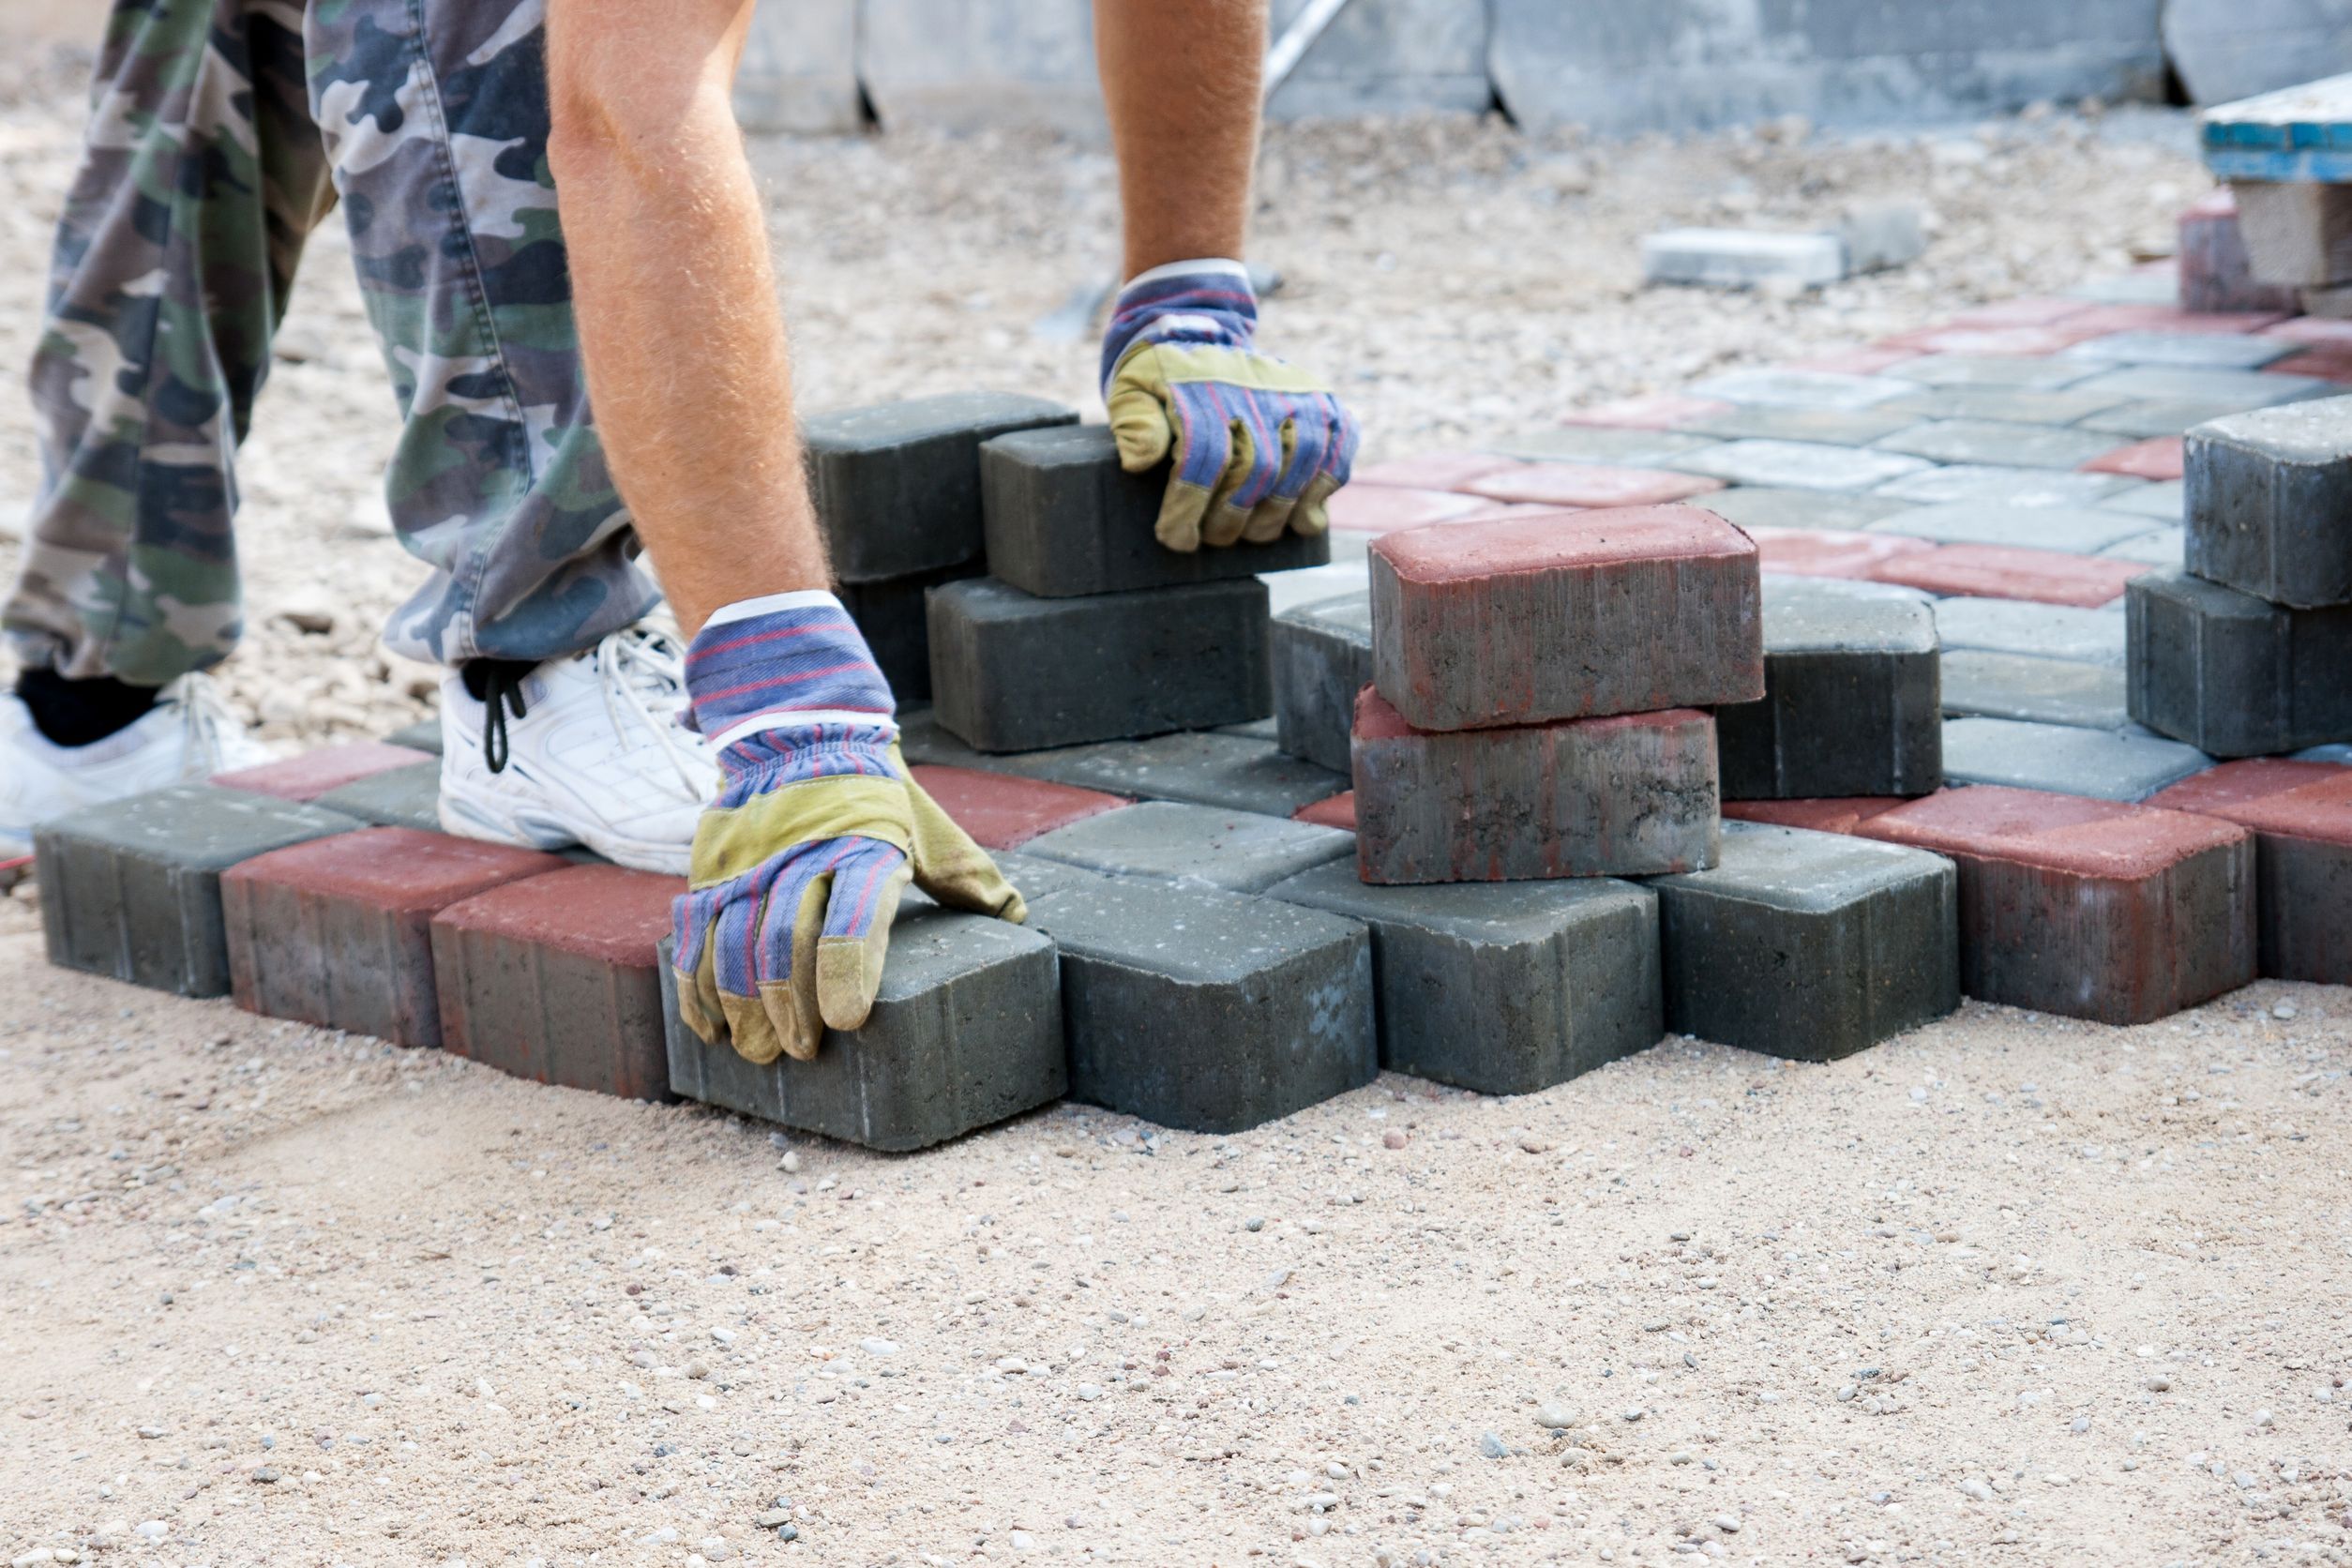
left=671, top=591, right=1025, bottom=1064
left=1101, top=258, right=1360, bottom=552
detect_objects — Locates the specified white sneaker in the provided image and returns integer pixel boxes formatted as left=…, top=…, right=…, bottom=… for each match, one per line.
left=0, top=672, right=277, bottom=856
left=436, top=626, right=717, bottom=875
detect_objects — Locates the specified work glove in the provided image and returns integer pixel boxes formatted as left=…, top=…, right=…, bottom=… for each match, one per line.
left=671, top=591, right=1025, bottom=1065
left=1101, top=258, right=1360, bottom=552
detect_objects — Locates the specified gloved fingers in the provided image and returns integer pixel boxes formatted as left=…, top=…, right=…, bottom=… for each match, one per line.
left=1293, top=470, right=1343, bottom=537
left=740, top=868, right=829, bottom=1062
left=1106, top=355, right=1176, bottom=474
left=1151, top=394, right=1227, bottom=552
left=811, top=842, right=911, bottom=1033
left=1200, top=415, right=1260, bottom=549
left=1244, top=415, right=1316, bottom=543
left=897, top=752, right=1029, bottom=923
left=672, top=890, right=731, bottom=1049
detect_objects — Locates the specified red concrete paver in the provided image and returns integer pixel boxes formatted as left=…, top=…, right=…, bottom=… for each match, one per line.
left=214, top=742, right=433, bottom=802
left=2262, top=317, right=2352, bottom=346
left=1857, top=785, right=2254, bottom=1024
left=1722, top=796, right=1910, bottom=835
left=1866, top=543, right=2151, bottom=608
left=2265, top=348, right=2352, bottom=384
left=2084, top=436, right=2185, bottom=481
left=2179, top=188, right=2302, bottom=315
left=1351, top=452, right=1525, bottom=490
left=1458, top=462, right=1725, bottom=510
left=1875, top=325, right=2095, bottom=357
left=2146, top=758, right=2344, bottom=818
left=1370, top=505, right=1762, bottom=730
left=2148, top=760, right=2352, bottom=985
left=430, top=863, right=686, bottom=1100
left=1327, top=484, right=1499, bottom=534
left=911, top=763, right=1128, bottom=850
left=1746, top=525, right=1937, bottom=580
left=1562, top=393, right=1735, bottom=430
left=1352, top=688, right=1718, bottom=883
left=221, top=827, right=565, bottom=1048
left=2058, top=303, right=2290, bottom=336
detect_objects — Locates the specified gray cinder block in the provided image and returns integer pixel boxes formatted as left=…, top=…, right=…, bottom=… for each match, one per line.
left=1872, top=464, right=2141, bottom=509
left=1869, top=504, right=2154, bottom=555
left=1011, top=730, right=1346, bottom=818
left=1687, top=368, right=1920, bottom=411
left=2184, top=396, right=2352, bottom=608
left=1273, top=591, right=1374, bottom=775
left=385, top=717, right=443, bottom=755
left=2068, top=366, right=2331, bottom=411
left=1266, top=862, right=1661, bottom=1095
left=1931, top=598, right=2128, bottom=666
left=1021, top=800, right=1353, bottom=894
left=315, top=761, right=444, bottom=832
left=2125, top=568, right=2352, bottom=758
left=804, top=392, right=1077, bottom=582
left=1941, top=716, right=2212, bottom=802
left=1001, top=854, right=1376, bottom=1134
left=1941, top=650, right=2131, bottom=731
left=979, top=425, right=1329, bottom=596
left=1697, top=488, right=1907, bottom=533
left=1639, top=228, right=1846, bottom=289
left=1716, top=580, right=1941, bottom=800
left=1671, top=438, right=1931, bottom=492
left=1874, top=419, right=2124, bottom=471
left=2060, top=331, right=2299, bottom=370
left=35, top=786, right=363, bottom=997
left=927, top=576, right=1272, bottom=751
left=840, top=564, right=984, bottom=702
left=659, top=911, right=1064, bottom=1153
left=1649, top=822, right=1959, bottom=1062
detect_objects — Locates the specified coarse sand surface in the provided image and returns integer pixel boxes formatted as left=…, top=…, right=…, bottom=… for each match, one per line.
left=1, top=904, right=2346, bottom=1564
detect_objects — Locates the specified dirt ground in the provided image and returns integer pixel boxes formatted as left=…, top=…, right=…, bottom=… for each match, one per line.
left=5, top=41, right=2351, bottom=1568
left=2, top=929, right=2347, bottom=1567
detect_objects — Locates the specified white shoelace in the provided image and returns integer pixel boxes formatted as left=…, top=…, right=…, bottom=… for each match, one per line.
left=594, top=627, right=716, bottom=801
left=165, top=673, right=247, bottom=771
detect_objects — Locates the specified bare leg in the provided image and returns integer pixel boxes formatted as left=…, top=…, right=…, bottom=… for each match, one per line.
left=544, top=0, right=826, bottom=639
left=1093, top=0, right=1268, bottom=278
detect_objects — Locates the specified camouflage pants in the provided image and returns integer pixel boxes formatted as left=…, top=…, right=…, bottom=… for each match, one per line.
left=4, top=0, right=658, bottom=683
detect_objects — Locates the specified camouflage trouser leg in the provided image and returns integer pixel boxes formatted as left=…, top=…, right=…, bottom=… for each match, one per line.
left=308, top=0, right=656, bottom=666
left=4, top=0, right=334, bottom=684
left=5, top=0, right=658, bottom=683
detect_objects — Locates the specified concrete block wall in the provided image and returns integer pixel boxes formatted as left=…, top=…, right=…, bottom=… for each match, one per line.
left=735, top=0, right=2178, bottom=140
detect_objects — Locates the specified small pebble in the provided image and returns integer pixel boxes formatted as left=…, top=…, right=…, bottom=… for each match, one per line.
left=1534, top=1402, right=1578, bottom=1430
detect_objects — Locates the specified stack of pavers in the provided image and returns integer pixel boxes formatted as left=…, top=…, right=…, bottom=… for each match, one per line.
left=2121, top=395, right=2352, bottom=987
left=1319, top=505, right=1963, bottom=1064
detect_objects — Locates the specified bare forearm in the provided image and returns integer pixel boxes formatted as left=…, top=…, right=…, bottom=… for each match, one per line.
left=547, top=0, right=826, bottom=638
left=1093, top=0, right=1266, bottom=278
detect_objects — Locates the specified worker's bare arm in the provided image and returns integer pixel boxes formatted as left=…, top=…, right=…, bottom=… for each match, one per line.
left=1093, top=0, right=1268, bottom=278
left=546, top=0, right=827, bottom=638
